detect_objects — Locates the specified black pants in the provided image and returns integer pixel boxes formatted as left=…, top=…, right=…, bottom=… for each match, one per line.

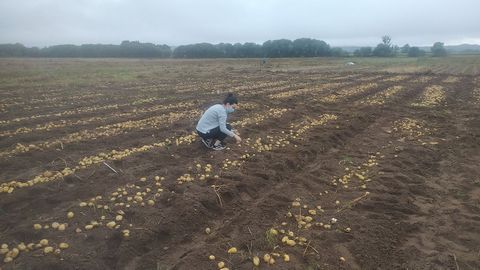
left=197, top=124, right=232, bottom=142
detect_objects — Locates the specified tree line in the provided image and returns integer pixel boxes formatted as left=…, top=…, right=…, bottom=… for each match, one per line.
left=0, top=36, right=448, bottom=58
left=0, top=41, right=171, bottom=58
left=353, top=36, right=447, bottom=57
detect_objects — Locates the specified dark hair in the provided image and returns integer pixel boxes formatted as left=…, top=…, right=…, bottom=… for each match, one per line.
left=223, top=93, right=238, bottom=105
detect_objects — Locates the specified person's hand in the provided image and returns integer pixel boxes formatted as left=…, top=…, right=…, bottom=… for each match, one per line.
left=234, top=134, right=242, bottom=143
left=232, top=129, right=240, bottom=136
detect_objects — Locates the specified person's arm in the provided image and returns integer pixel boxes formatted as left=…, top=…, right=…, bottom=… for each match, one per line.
left=218, top=112, right=235, bottom=137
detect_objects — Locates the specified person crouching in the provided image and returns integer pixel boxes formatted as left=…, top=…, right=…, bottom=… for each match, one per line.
left=196, top=93, right=242, bottom=150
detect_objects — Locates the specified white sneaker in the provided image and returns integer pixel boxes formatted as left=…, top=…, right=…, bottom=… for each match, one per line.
left=212, top=143, right=226, bottom=151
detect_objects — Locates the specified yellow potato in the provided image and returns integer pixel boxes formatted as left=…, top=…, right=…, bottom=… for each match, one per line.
left=286, top=239, right=296, bottom=246
left=17, top=243, right=27, bottom=251
left=10, top=248, right=19, bottom=258
left=252, top=256, right=260, bottom=266
left=67, top=212, right=74, bottom=219
left=106, top=221, right=116, bottom=229
left=227, top=247, right=237, bottom=254
left=58, top=224, right=66, bottom=231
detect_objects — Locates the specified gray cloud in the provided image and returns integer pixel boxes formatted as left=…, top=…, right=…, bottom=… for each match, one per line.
left=1, top=0, right=479, bottom=47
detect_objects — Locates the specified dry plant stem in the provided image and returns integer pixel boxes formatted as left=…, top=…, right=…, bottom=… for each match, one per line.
left=103, top=162, right=118, bottom=174
left=453, top=253, right=459, bottom=270
left=336, top=192, right=369, bottom=213
left=303, top=240, right=319, bottom=257
left=212, top=185, right=224, bottom=207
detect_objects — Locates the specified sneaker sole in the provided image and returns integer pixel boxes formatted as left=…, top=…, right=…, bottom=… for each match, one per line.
left=201, top=139, right=212, bottom=148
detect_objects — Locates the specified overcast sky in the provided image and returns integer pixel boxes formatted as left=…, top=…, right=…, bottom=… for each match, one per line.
left=1, top=0, right=479, bottom=48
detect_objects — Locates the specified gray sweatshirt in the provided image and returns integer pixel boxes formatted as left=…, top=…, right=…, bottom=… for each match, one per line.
left=196, top=104, right=234, bottom=137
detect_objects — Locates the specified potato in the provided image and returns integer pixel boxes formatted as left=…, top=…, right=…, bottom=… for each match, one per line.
left=286, top=239, right=296, bottom=246
left=10, top=248, right=19, bottom=258
left=67, top=212, right=74, bottom=219
left=33, top=224, right=42, bottom=230
left=39, top=239, right=49, bottom=246
left=217, top=261, right=225, bottom=268
left=106, top=221, right=116, bottom=229
left=227, top=247, right=237, bottom=254
left=44, top=246, right=54, bottom=254
left=253, top=256, right=260, bottom=266
left=283, top=254, right=290, bottom=262
left=208, top=255, right=215, bottom=260
left=17, top=243, right=27, bottom=251
left=115, top=215, right=123, bottom=221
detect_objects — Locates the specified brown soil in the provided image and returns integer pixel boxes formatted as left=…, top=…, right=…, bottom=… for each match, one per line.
left=0, top=59, right=479, bottom=270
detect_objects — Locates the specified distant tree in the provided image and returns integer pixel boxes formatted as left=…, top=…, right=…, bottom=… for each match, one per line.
left=382, top=36, right=392, bottom=46
left=262, top=39, right=294, bottom=58
left=173, top=43, right=222, bottom=58
left=353, top=47, right=373, bottom=57
left=119, top=41, right=171, bottom=58
left=330, top=47, right=348, bottom=57
left=292, top=38, right=330, bottom=57
left=242, top=42, right=263, bottom=57
left=392, top=45, right=400, bottom=56
left=0, top=43, right=28, bottom=57
left=401, top=44, right=410, bottom=54
left=373, top=35, right=395, bottom=57
left=232, top=43, right=244, bottom=57
left=431, top=42, right=447, bottom=57
left=216, top=43, right=234, bottom=57
left=407, top=47, right=426, bottom=57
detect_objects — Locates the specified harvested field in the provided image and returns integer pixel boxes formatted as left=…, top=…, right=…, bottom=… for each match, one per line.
left=0, top=58, right=479, bottom=270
